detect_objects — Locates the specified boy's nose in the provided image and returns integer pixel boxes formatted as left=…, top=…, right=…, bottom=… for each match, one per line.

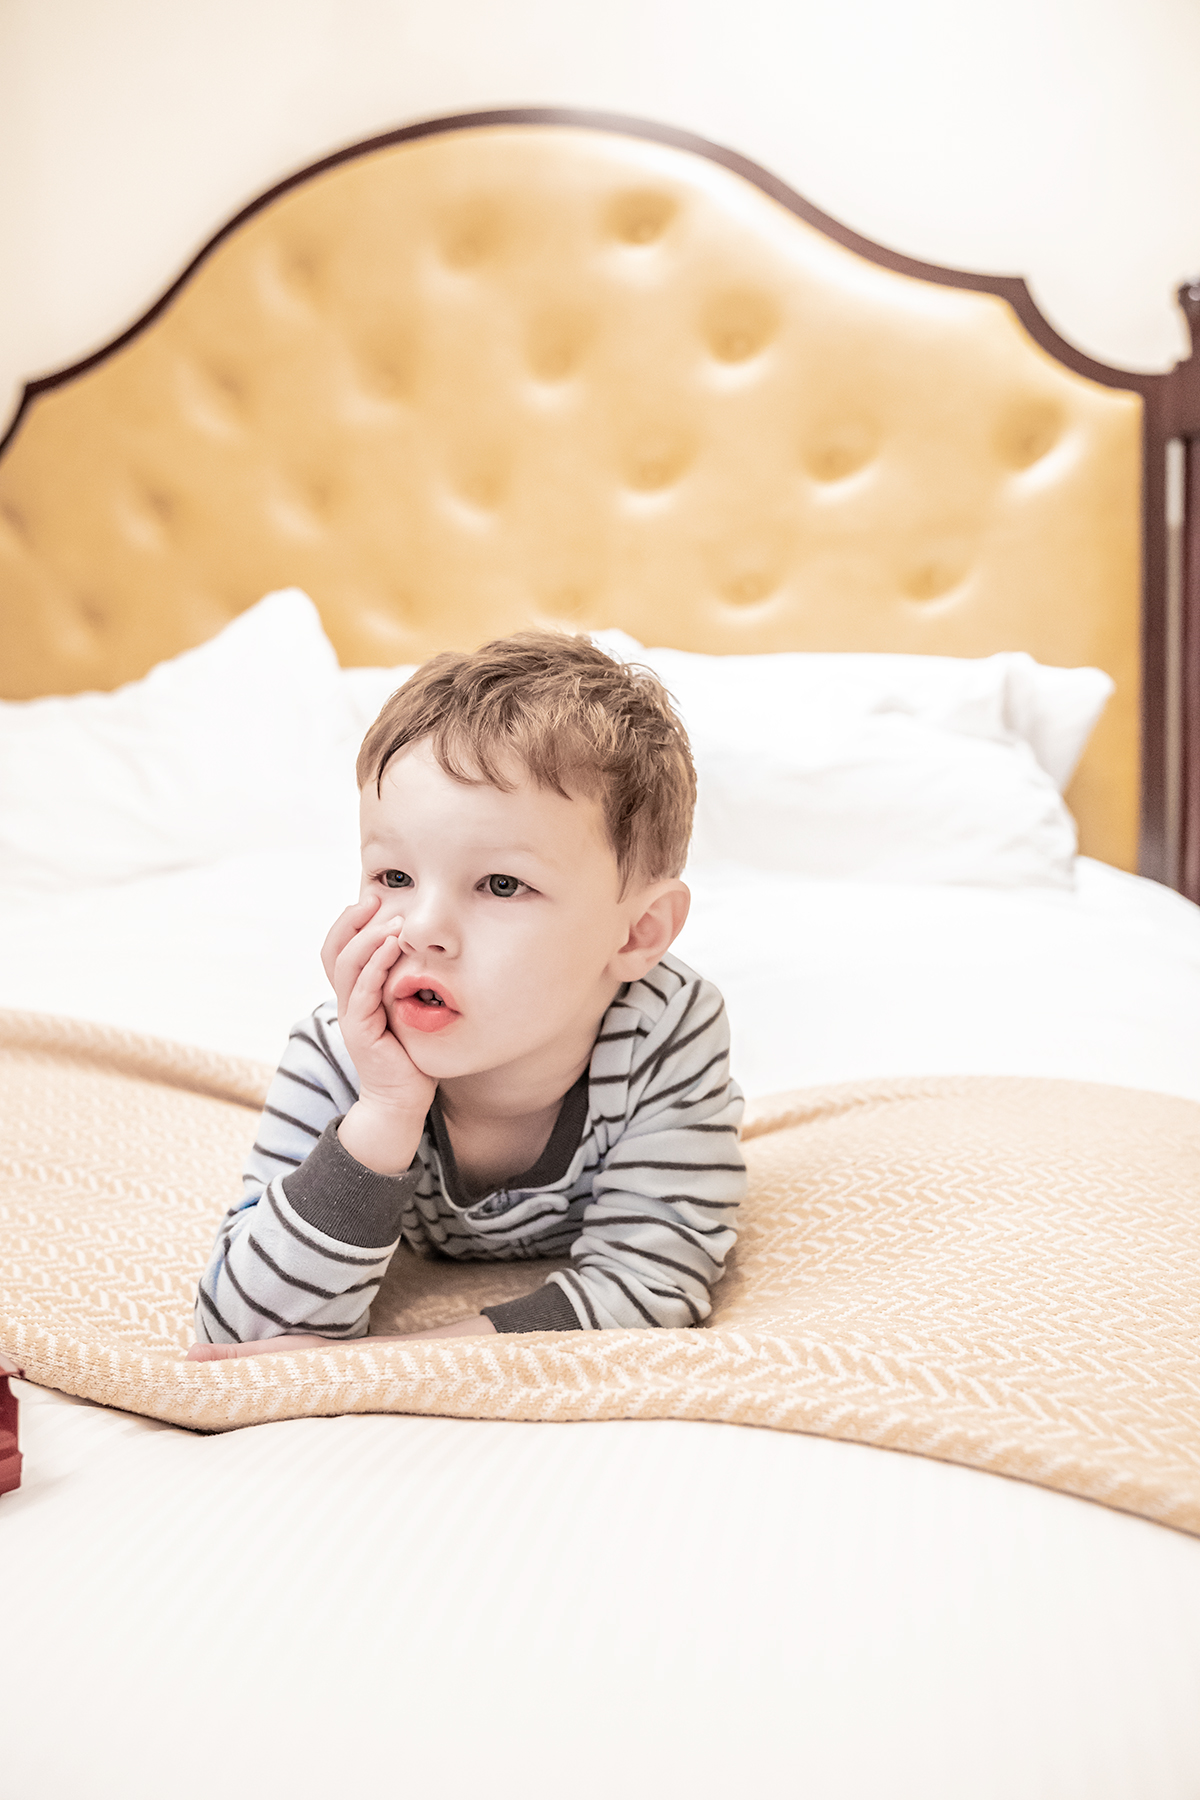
left=397, top=893, right=458, bottom=958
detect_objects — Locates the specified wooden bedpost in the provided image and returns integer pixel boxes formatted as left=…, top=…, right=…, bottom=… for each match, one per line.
left=1161, top=281, right=1200, bottom=904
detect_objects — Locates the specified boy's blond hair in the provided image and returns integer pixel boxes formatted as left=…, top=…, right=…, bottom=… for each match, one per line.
left=357, top=631, right=696, bottom=889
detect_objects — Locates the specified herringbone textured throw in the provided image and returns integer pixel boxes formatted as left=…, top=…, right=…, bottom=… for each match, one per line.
left=1, top=1008, right=1197, bottom=1532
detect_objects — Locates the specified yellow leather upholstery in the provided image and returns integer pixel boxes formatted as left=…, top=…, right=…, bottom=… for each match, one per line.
left=0, top=126, right=1141, bottom=868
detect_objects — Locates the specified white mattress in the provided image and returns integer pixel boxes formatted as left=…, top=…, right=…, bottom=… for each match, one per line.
left=4, top=854, right=1200, bottom=1798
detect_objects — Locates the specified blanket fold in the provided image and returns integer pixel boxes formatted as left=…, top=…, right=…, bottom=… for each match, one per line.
left=2, top=1008, right=1198, bottom=1534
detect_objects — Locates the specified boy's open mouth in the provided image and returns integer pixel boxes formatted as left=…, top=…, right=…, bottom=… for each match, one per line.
left=393, top=977, right=460, bottom=1034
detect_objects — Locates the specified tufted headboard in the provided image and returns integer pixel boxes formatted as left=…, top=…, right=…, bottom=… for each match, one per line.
left=1, top=111, right=1197, bottom=887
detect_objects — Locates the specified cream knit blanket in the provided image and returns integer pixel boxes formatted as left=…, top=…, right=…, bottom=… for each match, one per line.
left=2, top=1008, right=1198, bottom=1534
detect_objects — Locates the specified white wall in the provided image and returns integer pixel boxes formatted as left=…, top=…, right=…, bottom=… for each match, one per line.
left=3, top=0, right=1200, bottom=430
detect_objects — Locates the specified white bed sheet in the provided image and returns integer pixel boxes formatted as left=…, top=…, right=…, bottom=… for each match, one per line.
left=4, top=855, right=1200, bottom=1798
left=6, top=1377, right=1200, bottom=1800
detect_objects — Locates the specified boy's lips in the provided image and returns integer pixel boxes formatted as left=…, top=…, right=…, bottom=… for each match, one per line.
left=391, top=975, right=460, bottom=1035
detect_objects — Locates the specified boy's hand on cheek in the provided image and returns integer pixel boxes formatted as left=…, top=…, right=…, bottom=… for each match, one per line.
left=321, top=898, right=437, bottom=1176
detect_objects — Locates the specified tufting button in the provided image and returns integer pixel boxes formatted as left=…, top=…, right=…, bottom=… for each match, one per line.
left=703, top=291, right=779, bottom=364
left=351, top=331, right=418, bottom=404
left=903, top=553, right=971, bottom=603
left=804, top=420, right=878, bottom=484
left=623, top=429, right=693, bottom=493
left=547, top=584, right=589, bottom=618
left=0, top=500, right=29, bottom=547
left=74, top=595, right=109, bottom=630
left=440, top=200, right=504, bottom=270
left=353, top=599, right=419, bottom=660
left=715, top=555, right=780, bottom=606
left=526, top=309, right=592, bottom=383
left=721, top=572, right=774, bottom=605
left=606, top=188, right=677, bottom=246
left=712, top=525, right=792, bottom=607
left=275, top=239, right=324, bottom=300
left=204, top=362, right=247, bottom=406
left=995, top=399, right=1063, bottom=471
left=173, top=356, right=245, bottom=438
left=144, top=488, right=174, bottom=521
left=119, top=483, right=178, bottom=553
left=175, top=357, right=252, bottom=438
left=446, top=446, right=510, bottom=514
left=266, top=472, right=336, bottom=541
left=254, top=240, right=322, bottom=321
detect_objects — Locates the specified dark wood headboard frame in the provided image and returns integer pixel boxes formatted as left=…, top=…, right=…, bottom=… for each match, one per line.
left=3, top=107, right=1198, bottom=901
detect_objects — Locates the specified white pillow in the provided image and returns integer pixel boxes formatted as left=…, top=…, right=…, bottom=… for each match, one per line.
left=591, top=634, right=1099, bottom=887
left=594, top=634, right=1111, bottom=792
left=687, top=720, right=1076, bottom=887
left=999, top=655, right=1114, bottom=792
left=0, top=589, right=354, bottom=893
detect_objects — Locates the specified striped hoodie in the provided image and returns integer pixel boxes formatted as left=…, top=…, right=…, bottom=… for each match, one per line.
left=194, top=952, right=745, bottom=1342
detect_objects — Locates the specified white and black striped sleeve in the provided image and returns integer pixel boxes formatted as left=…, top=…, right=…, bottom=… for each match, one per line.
left=551, top=975, right=745, bottom=1331
left=193, top=1004, right=416, bottom=1345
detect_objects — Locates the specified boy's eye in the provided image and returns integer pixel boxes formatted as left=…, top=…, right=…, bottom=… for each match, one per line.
left=381, top=870, right=413, bottom=889
left=487, top=873, right=523, bottom=898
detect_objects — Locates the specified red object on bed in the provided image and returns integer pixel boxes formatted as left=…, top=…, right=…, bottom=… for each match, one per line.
left=0, top=1371, right=22, bottom=1495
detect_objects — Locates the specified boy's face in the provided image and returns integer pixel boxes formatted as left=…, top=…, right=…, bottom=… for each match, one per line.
left=358, top=740, right=660, bottom=1092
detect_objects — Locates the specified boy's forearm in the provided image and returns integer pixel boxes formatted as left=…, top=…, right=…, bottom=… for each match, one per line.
left=194, top=1005, right=428, bottom=1348
left=337, top=1099, right=425, bottom=1176
left=195, top=1123, right=420, bottom=1347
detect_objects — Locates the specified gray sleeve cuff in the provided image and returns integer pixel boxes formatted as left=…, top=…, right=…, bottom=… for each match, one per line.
left=482, top=1283, right=584, bottom=1334
left=281, top=1119, right=420, bottom=1249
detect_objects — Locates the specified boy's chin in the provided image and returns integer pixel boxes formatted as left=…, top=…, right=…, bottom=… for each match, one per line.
left=393, top=1026, right=478, bottom=1081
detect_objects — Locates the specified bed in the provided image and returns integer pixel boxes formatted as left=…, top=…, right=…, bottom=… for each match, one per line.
left=2, top=110, right=1200, bottom=1799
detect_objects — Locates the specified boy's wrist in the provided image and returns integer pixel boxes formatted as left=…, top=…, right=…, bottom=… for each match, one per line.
left=337, top=1100, right=425, bottom=1176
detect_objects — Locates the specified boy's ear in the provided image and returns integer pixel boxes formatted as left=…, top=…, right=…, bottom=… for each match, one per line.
left=612, top=880, right=691, bottom=980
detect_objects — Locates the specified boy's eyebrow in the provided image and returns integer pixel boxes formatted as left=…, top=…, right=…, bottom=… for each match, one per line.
left=475, top=842, right=547, bottom=860
left=360, top=833, right=551, bottom=862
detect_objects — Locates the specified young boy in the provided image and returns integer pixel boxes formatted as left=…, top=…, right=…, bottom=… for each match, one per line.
left=188, top=632, right=745, bottom=1360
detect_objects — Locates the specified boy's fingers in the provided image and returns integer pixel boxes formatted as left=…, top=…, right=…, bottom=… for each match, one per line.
left=341, top=934, right=403, bottom=1024
left=332, top=910, right=405, bottom=999
left=185, top=1335, right=333, bottom=1361
left=320, top=897, right=382, bottom=987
